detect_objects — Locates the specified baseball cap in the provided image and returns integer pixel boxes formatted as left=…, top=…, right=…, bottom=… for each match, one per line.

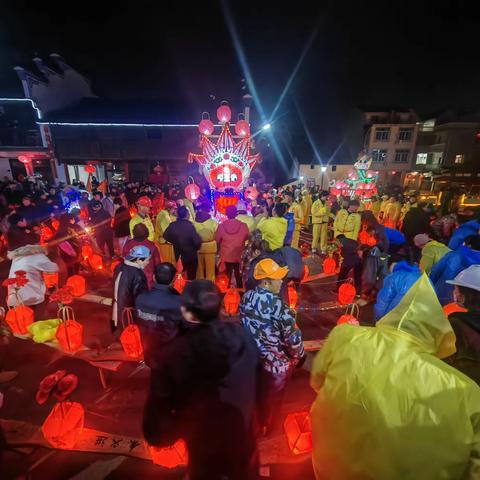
left=137, top=196, right=152, bottom=208
left=126, top=245, right=151, bottom=261
left=446, top=264, right=480, bottom=292
left=254, top=258, right=289, bottom=280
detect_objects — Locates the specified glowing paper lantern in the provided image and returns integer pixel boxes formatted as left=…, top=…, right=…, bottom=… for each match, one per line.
left=184, top=181, right=201, bottom=202
left=288, top=283, right=298, bottom=310
left=284, top=411, right=312, bottom=455
left=42, top=401, right=85, bottom=449
left=443, top=302, right=468, bottom=316
left=198, top=118, right=214, bottom=136
left=150, top=439, right=188, bottom=468
left=5, top=305, right=34, bottom=335
left=120, top=309, right=144, bottom=360
left=173, top=272, right=187, bottom=294
left=43, top=272, right=59, bottom=289
left=235, top=119, right=250, bottom=137
left=224, top=288, right=240, bottom=315
left=216, top=102, right=232, bottom=123
left=56, top=313, right=83, bottom=354
left=66, top=275, right=86, bottom=297
left=18, top=155, right=31, bottom=164
left=88, top=254, right=103, bottom=270
left=338, top=283, right=356, bottom=305
left=337, top=314, right=359, bottom=325
left=215, top=274, right=229, bottom=294
left=323, top=257, right=336, bottom=275
left=81, top=244, right=93, bottom=260
left=84, top=164, right=96, bottom=174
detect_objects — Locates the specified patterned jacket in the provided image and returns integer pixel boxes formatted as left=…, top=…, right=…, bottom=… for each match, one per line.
left=240, top=287, right=304, bottom=374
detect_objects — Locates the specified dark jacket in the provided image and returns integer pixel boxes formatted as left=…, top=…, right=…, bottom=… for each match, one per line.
left=402, top=207, right=430, bottom=242
left=112, top=261, right=147, bottom=328
left=89, top=208, right=113, bottom=239
left=163, top=219, right=202, bottom=263
left=7, top=225, right=40, bottom=251
left=135, top=284, right=184, bottom=367
left=113, top=206, right=131, bottom=238
left=448, top=310, right=480, bottom=385
left=338, top=237, right=360, bottom=266
left=143, top=321, right=260, bottom=478
left=274, top=246, right=304, bottom=281
left=122, top=238, right=160, bottom=289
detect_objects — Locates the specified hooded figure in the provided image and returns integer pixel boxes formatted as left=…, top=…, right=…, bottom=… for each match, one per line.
left=310, top=274, right=480, bottom=480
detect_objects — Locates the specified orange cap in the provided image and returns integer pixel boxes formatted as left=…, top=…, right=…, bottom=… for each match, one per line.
left=254, top=258, right=289, bottom=280
left=137, top=196, right=152, bottom=208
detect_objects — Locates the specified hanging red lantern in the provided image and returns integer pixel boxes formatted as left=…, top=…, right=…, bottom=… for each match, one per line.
left=224, top=288, right=240, bottom=315
left=84, top=164, right=96, bottom=174
left=66, top=275, right=86, bottom=297
left=18, top=155, right=32, bottom=164
left=287, top=283, right=298, bottom=310
left=215, top=274, right=229, bottom=294
left=184, top=181, right=201, bottom=202
left=323, top=257, right=336, bottom=275
left=244, top=185, right=258, bottom=201
left=5, top=305, right=34, bottom=335
left=120, top=308, right=144, bottom=360
left=337, top=314, right=359, bottom=325
left=443, top=302, right=468, bottom=316
left=235, top=119, right=250, bottom=137
left=284, top=411, right=313, bottom=455
left=338, top=283, right=356, bottom=305
left=56, top=306, right=83, bottom=353
left=216, top=102, right=232, bottom=123
left=89, top=254, right=103, bottom=270
left=43, top=272, right=59, bottom=289
left=198, top=118, right=214, bottom=136
left=150, top=439, right=188, bottom=468
left=42, top=401, right=85, bottom=449
left=173, top=272, right=187, bottom=294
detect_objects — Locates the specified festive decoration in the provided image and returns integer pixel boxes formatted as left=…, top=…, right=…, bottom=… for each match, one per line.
left=88, top=254, right=103, bottom=270
left=81, top=244, right=93, bottom=260
left=49, top=287, right=74, bottom=307
left=283, top=411, right=313, bottom=455
left=18, top=155, right=32, bottom=164
left=56, top=306, right=83, bottom=353
left=6, top=306, right=34, bottom=335
left=359, top=226, right=377, bottom=247
left=40, top=224, right=54, bottom=245
left=42, top=401, right=85, bottom=449
left=288, top=283, right=298, bottom=310
left=216, top=102, right=232, bottom=123
left=215, top=274, right=229, bottom=294
left=224, top=288, right=240, bottom=315
left=84, top=164, right=96, bottom=174
left=149, top=439, right=188, bottom=468
left=337, top=314, right=360, bottom=325
left=323, top=257, right=337, bottom=275
left=235, top=119, right=250, bottom=137
left=66, top=275, right=86, bottom=297
left=43, top=272, right=59, bottom=289
left=443, top=302, right=468, bottom=316
left=120, top=308, right=144, bottom=360
left=184, top=177, right=201, bottom=202
left=173, top=272, right=187, bottom=294
left=198, top=118, right=214, bottom=136
left=338, top=283, right=356, bottom=305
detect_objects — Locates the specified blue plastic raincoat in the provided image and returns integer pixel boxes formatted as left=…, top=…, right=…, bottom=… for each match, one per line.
left=448, top=220, right=480, bottom=250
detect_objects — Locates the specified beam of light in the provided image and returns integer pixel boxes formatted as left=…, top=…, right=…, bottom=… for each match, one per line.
left=0, top=97, right=42, bottom=119
left=37, top=122, right=233, bottom=128
left=295, top=100, right=322, bottom=165
left=262, top=123, right=271, bottom=130
left=269, top=23, right=319, bottom=123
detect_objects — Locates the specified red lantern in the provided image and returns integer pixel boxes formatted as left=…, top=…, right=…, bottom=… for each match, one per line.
left=284, top=411, right=312, bottom=455
left=88, top=254, right=103, bottom=270
left=337, top=314, right=359, bottom=325
left=120, top=308, right=144, bottom=360
left=84, top=164, right=96, bottom=174
left=198, top=118, right=214, bottom=136
left=338, top=283, right=356, bottom=305
left=323, top=257, right=336, bottom=275
left=216, top=102, right=232, bottom=123
left=184, top=182, right=201, bottom=202
left=42, top=401, right=85, bottom=449
left=66, top=275, right=86, bottom=297
left=81, top=244, right=93, bottom=260
left=52, top=218, right=60, bottom=231
left=235, top=119, right=250, bottom=137
left=443, top=302, right=468, bottom=316
left=215, top=274, right=229, bottom=294
left=288, top=283, right=298, bottom=310
left=129, top=207, right=136, bottom=218
left=18, top=155, right=31, bottom=164
left=224, top=288, right=240, bottom=315
left=150, top=439, right=188, bottom=468
left=5, top=305, right=34, bottom=335
left=40, top=225, right=54, bottom=245
left=173, top=272, right=187, bottom=294
left=43, top=272, right=59, bottom=289
left=56, top=314, right=83, bottom=354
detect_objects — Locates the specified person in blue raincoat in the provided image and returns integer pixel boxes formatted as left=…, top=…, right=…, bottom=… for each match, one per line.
left=374, top=260, right=421, bottom=321
left=448, top=217, right=480, bottom=250
left=430, top=234, right=480, bottom=305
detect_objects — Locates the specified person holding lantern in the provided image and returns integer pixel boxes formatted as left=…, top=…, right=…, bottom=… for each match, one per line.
left=333, top=199, right=361, bottom=241
left=129, top=196, right=155, bottom=242
left=311, top=190, right=331, bottom=254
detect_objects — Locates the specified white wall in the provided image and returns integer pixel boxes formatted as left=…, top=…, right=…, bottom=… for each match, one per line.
left=0, top=158, right=13, bottom=180
left=299, top=164, right=353, bottom=189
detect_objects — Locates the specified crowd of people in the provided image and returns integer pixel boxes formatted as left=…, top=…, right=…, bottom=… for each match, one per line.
left=1, top=173, right=480, bottom=479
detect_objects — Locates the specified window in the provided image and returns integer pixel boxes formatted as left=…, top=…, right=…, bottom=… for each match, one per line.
left=398, top=128, right=414, bottom=141
left=455, top=154, right=464, bottom=164
left=394, top=149, right=410, bottom=163
left=372, top=149, right=387, bottom=162
left=416, top=153, right=427, bottom=165
left=375, top=127, right=390, bottom=141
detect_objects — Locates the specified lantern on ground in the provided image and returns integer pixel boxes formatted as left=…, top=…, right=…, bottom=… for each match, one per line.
left=215, top=274, right=229, bottom=294
left=5, top=305, right=34, bottom=335
left=443, top=302, right=468, bottom=316
left=338, top=283, right=356, bottom=305
left=42, top=401, right=85, bottom=449
left=216, top=102, right=232, bottom=124
left=288, top=283, right=298, bottom=310
left=66, top=275, right=86, bottom=297
left=89, top=254, right=103, bottom=271
left=283, top=411, right=312, bottom=455
left=43, top=272, right=59, bottom=289
left=184, top=177, right=201, bottom=202
left=235, top=119, right=250, bottom=137
left=56, top=306, right=83, bottom=353
left=224, top=288, right=240, bottom=315
left=173, top=272, right=187, bottom=294
left=337, top=314, right=359, bottom=325
left=120, top=308, right=144, bottom=360
left=323, top=257, right=336, bottom=275
left=150, top=439, right=188, bottom=468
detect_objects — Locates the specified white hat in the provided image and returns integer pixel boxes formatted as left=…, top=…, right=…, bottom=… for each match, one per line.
left=446, top=265, right=480, bottom=292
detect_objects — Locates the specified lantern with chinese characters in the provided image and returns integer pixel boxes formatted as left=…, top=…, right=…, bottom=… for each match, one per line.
left=323, top=256, right=336, bottom=275
left=5, top=305, right=34, bottom=335
left=443, top=302, right=468, bottom=316
left=42, top=401, right=85, bottom=449
left=288, top=283, right=298, bottom=310
left=216, top=101, right=232, bottom=124
left=338, top=283, right=356, bottom=305
left=84, top=164, right=96, bottom=174
left=56, top=306, right=83, bottom=353
left=43, top=272, right=59, bottom=289
left=173, top=272, right=187, bottom=294
left=244, top=185, right=258, bottom=201
left=215, top=274, right=229, bottom=294
left=89, top=254, right=103, bottom=270
left=224, top=288, right=240, bottom=315
left=235, top=119, right=250, bottom=137
left=66, top=275, right=86, bottom=297
left=184, top=177, right=201, bottom=202
left=120, top=308, right=144, bottom=360
left=284, top=411, right=312, bottom=455
left=198, top=118, right=214, bottom=136
left=150, top=439, right=188, bottom=468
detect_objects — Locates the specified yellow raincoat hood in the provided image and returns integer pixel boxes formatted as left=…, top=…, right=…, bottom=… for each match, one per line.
left=310, top=274, right=480, bottom=480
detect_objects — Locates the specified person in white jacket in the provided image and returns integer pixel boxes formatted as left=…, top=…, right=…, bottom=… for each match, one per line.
left=7, top=244, right=59, bottom=320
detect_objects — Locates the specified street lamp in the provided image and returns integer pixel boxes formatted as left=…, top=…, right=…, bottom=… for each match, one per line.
left=320, top=165, right=327, bottom=189
left=262, top=123, right=271, bottom=131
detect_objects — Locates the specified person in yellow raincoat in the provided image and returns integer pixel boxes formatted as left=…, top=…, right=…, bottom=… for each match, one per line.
left=310, top=274, right=480, bottom=480
left=414, top=233, right=451, bottom=274
left=154, top=200, right=177, bottom=264
left=379, top=194, right=390, bottom=221
left=129, top=196, right=155, bottom=241
left=192, top=204, right=218, bottom=281
left=311, top=191, right=330, bottom=253
left=399, top=194, right=418, bottom=225
left=333, top=199, right=361, bottom=240
left=257, top=203, right=288, bottom=250
left=288, top=194, right=304, bottom=250
left=383, top=194, right=402, bottom=228
left=236, top=200, right=255, bottom=233
left=370, top=194, right=382, bottom=219
left=301, top=188, right=312, bottom=226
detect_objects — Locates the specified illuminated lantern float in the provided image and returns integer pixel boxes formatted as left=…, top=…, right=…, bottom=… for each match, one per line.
left=188, top=102, right=260, bottom=216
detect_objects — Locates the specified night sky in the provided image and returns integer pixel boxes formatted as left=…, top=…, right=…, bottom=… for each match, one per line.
left=1, top=0, right=479, bottom=165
